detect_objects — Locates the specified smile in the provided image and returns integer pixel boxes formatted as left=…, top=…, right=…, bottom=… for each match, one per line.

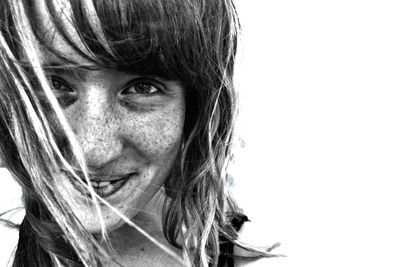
left=64, top=170, right=136, bottom=198
left=89, top=175, right=132, bottom=198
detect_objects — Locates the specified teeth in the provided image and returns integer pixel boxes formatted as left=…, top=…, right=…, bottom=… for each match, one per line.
left=90, top=181, right=110, bottom=187
left=98, top=181, right=110, bottom=187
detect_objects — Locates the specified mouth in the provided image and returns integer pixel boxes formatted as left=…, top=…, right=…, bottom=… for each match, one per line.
left=64, top=171, right=135, bottom=198
left=88, top=174, right=132, bottom=198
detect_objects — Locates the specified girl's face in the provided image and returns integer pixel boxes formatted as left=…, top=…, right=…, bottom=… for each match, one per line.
left=33, top=0, right=185, bottom=232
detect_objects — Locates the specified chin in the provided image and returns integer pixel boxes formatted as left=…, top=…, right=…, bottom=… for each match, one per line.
left=75, top=203, right=137, bottom=233
left=86, top=216, right=126, bottom=233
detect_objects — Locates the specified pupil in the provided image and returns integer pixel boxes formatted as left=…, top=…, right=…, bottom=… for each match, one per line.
left=52, top=80, right=62, bottom=90
left=137, top=83, right=151, bottom=93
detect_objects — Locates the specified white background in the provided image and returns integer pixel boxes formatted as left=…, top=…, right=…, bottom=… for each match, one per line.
left=2, top=1, right=400, bottom=266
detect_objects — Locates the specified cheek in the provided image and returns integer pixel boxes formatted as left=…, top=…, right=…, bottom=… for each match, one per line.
left=122, top=105, right=185, bottom=163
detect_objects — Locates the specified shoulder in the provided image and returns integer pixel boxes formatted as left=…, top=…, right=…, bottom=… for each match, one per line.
left=233, top=220, right=283, bottom=267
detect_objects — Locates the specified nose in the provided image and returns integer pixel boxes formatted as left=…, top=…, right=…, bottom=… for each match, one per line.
left=67, top=88, right=123, bottom=169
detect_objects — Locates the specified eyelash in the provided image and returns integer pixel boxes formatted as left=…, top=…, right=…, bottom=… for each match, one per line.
left=121, top=78, right=163, bottom=97
left=49, top=76, right=74, bottom=93
left=41, top=76, right=164, bottom=100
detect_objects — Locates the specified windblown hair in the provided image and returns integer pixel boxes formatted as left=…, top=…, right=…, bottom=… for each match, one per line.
left=0, top=0, right=272, bottom=266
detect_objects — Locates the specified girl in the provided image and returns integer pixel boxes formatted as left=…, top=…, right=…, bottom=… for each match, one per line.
left=0, top=0, right=279, bottom=266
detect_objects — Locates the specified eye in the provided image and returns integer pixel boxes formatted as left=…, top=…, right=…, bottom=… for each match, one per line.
left=49, top=76, right=74, bottom=93
left=121, top=79, right=162, bottom=96
left=46, top=76, right=76, bottom=108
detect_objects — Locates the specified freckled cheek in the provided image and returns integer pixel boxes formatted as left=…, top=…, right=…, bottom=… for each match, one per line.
left=124, top=110, right=185, bottom=160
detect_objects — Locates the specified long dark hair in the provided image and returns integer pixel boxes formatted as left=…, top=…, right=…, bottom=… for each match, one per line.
left=0, top=0, right=272, bottom=266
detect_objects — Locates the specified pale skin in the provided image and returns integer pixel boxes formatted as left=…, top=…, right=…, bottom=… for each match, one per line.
left=32, top=0, right=186, bottom=265
left=23, top=0, right=274, bottom=266
left=45, top=40, right=186, bottom=265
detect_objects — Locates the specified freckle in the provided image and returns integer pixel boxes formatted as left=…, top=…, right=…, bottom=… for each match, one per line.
left=140, top=248, right=145, bottom=252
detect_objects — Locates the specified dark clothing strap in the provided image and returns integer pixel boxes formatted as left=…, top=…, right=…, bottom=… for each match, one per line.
left=217, top=213, right=250, bottom=267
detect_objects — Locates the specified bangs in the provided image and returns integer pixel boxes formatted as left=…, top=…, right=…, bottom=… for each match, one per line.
left=28, top=0, right=205, bottom=81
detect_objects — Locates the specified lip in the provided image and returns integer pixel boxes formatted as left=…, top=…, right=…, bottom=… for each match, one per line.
left=60, top=169, right=136, bottom=182
left=89, top=176, right=132, bottom=198
left=88, top=173, right=134, bottom=182
left=61, top=170, right=137, bottom=198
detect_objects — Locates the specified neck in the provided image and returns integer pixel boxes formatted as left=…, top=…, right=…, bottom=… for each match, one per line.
left=110, top=188, right=165, bottom=245
left=102, top=189, right=185, bottom=266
